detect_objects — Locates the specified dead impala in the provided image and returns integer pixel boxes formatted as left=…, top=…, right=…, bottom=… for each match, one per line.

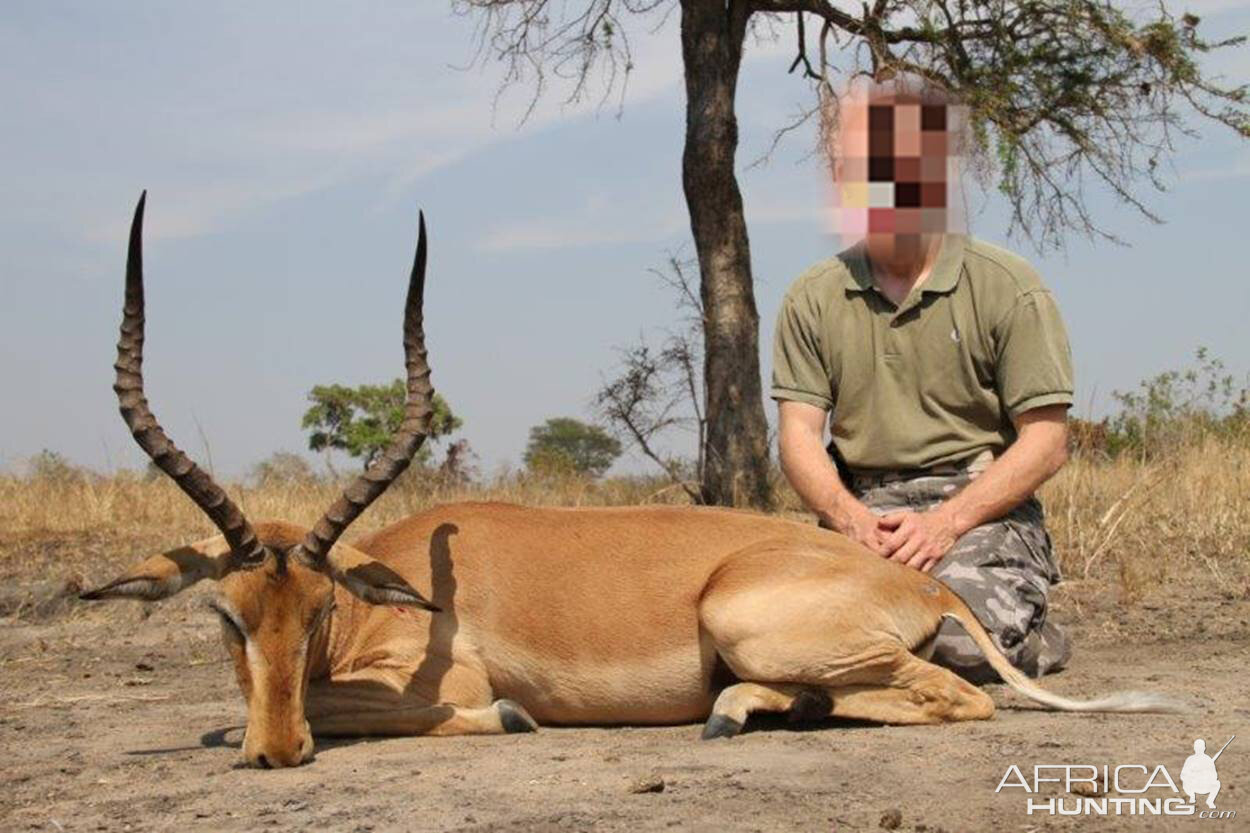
left=82, top=194, right=1176, bottom=768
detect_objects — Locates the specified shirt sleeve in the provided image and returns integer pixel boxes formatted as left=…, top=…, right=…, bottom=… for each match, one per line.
left=993, top=289, right=1075, bottom=420
left=770, top=293, right=834, bottom=411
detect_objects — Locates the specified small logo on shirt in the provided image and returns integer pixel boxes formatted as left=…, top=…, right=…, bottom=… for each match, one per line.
left=950, top=327, right=960, bottom=343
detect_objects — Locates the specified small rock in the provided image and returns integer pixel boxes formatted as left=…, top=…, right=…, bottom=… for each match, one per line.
left=879, top=808, right=902, bottom=830
left=135, top=661, right=154, bottom=672
left=629, top=774, right=665, bottom=794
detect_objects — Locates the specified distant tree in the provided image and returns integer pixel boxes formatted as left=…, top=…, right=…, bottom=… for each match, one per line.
left=1067, top=349, right=1249, bottom=460
left=27, top=450, right=85, bottom=484
left=1106, top=348, right=1249, bottom=458
left=524, top=417, right=622, bottom=477
left=301, top=380, right=462, bottom=469
left=435, top=438, right=479, bottom=487
left=596, top=254, right=707, bottom=502
left=251, top=451, right=318, bottom=487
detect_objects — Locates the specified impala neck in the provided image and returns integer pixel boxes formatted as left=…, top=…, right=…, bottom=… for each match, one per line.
left=306, top=587, right=350, bottom=681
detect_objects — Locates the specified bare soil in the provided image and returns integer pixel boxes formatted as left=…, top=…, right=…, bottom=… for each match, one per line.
left=2, top=532, right=1248, bottom=832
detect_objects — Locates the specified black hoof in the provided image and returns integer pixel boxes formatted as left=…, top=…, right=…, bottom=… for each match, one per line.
left=701, top=714, right=743, bottom=740
left=497, top=699, right=538, bottom=734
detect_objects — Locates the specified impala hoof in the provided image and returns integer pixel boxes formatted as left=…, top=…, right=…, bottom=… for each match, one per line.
left=701, top=714, right=743, bottom=740
left=497, top=699, right=538, bottom=734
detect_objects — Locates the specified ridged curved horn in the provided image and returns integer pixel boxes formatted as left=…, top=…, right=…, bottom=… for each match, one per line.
left=115, top=192, right=267, bottom=564
left=297, top=212, right=433, bottom=565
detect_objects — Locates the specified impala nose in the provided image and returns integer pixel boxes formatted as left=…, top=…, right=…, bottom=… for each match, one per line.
left=243, top=725, right=314, bottom=768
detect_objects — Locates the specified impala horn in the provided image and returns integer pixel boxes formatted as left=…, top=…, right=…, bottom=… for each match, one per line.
left=293, top=212, right=439, bottom=610
left=112, top=192, right=267, bottom=566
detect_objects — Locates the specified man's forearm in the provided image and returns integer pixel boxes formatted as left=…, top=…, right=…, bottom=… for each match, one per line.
left=780, top=433, right=863, bottom=532
left=938, top=424, right=1067, bottom=536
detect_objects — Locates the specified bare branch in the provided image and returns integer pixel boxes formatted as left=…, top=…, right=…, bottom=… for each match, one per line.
left=457, top=1, right=1249, bottom=248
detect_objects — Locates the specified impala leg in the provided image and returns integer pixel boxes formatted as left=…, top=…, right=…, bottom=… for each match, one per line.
left=305, top=671, right=538, bottom=738
left=702, top=681, right=829, bottom=739
left=699, top=550, right=994, bottom=731
left=822, top=654, right=995, bottom=724
left=706, top=636, right=994, bottom=728
left=308, top=698, right=536, bottom=737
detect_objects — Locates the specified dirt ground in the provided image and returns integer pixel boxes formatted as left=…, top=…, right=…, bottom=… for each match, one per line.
left=2, top=532, right=1247, bottom=832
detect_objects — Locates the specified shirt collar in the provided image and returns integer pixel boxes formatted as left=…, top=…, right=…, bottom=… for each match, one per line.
left=839, top=234, right=967, bottom=296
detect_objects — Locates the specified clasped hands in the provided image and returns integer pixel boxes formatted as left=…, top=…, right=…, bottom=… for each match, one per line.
left=840, top=503, right=960, bottom=573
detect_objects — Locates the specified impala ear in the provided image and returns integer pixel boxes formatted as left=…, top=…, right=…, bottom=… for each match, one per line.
left=80, top=536, right=234, bottom=602
left=322, top=543, right=440, bottom=612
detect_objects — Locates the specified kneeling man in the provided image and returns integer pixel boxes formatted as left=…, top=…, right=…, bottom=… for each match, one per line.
left=772, top=78, right=1072, bottom=680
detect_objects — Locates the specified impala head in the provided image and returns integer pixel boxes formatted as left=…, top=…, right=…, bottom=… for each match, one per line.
left=82, top=193, right=438, bottom=768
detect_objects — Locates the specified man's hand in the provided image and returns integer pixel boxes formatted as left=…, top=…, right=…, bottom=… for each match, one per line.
left=878, top=507, right=960, bottom=572
left=829, top=502, right=890, bottom=556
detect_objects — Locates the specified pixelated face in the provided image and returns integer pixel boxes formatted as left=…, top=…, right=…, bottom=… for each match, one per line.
left=830, top=85, right=964, bottom=243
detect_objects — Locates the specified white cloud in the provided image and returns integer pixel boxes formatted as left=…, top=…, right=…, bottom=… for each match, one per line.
left=1179, top=154, right=1250, bottom=182
left=1176, top=0, right=1250, bottom=14
left=478, top=195, right=687, bottom=252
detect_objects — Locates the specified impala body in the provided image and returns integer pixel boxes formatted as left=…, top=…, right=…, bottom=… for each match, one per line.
left=84, top=196, right=1175, bottom=768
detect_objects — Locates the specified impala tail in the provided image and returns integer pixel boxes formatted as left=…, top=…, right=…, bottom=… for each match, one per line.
left=938, top=588, right=1186, bottom=714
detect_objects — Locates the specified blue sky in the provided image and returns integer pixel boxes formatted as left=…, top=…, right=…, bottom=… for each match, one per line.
left=2, top=1, right=1248, bottom=478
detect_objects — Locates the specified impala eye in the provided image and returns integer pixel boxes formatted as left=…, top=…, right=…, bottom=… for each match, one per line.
left=206, top=600, right=245, bottom=641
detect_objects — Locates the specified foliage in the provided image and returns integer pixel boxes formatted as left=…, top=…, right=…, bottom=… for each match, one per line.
left=456, top=0, right=1248, bottom=512
left=1106, top=348, right=1248, bottom=457
left=301, top=380, right=462, bottom=469
left=396, top=439, right=481, bottom=495
left=436, top=439, right=479, bottom=487
left=251, top=452, right=318, bottom=487
left=458, top=1, right=1248, bottom=250
left=26, top=450, right=86, bottom=485
left=523, top=418, right=622, bottom=478
left=1070, top=348, right=1248, bottom=460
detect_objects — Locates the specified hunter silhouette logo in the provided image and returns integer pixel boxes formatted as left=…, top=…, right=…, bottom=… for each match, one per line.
left=1183, top=736, right=1234, bottom=809
left=996, top=734, right=1238, bottom=819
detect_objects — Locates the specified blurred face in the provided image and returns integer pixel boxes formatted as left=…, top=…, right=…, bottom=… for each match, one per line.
left=830, top=83, right=965, bottom=266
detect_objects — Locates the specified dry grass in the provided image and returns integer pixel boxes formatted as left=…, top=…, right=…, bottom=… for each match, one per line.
left=0, top=468, right=687, bottom=554
left=2, top=437, right=1247, bottom=603
left=1043, top=436, right=1250, bottom=598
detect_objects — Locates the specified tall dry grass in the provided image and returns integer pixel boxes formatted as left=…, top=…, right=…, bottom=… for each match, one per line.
left=1042, top=435, right=1250, bottom=598
left=2, top=436, right=1246, bottom=601
left=0, top=467, right=688, bottom=545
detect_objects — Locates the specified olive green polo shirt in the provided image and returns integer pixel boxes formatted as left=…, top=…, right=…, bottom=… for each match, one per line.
left=771, top=234, right=1073, bottom=473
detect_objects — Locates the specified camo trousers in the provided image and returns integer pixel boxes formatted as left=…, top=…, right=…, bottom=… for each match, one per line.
left=851, top=471, right=1071, bottom=682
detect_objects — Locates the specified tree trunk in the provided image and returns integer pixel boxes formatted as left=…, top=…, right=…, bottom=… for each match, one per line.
left=680, top=1, right=772, bottom=509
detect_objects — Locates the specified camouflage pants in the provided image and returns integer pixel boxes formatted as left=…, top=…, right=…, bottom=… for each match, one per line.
left=851, top=471, right=1071, bottom=682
